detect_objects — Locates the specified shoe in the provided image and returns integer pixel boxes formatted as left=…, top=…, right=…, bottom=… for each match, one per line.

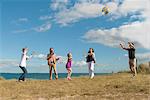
left=18, top=80, right=23, bottom=82
left=131, top=74, right=136, bottom=79
left=55, top=75, right=58, bottom=80
left=67, top=77, right=72, bottom=80
left=90, top=76, right=94, bottom=79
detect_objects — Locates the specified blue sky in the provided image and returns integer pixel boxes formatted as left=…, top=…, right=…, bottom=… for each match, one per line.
left=0, top=0, right=150, bottom=73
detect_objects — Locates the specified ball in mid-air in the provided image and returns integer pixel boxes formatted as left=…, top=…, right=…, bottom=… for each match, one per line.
left=102, top=6, right=109, bottom=15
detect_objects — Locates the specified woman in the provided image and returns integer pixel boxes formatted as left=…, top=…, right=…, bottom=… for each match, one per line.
left=86, top=48, right=96, bottom=79
left=47, top=48, right=58, bottom=80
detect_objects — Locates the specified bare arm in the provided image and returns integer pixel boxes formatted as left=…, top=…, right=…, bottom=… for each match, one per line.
left=120, top=43, right=129, bottom=50
left=47, top=54, right=50, bottom=60
left=130, top=45, right=135, bottom=49
left=92, top=53, right=96, bottom=63
left=26, top=55, right=32, bottom=60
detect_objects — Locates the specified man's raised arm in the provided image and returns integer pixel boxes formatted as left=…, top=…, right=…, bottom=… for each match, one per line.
left=120, top=43, right=128, bottom=50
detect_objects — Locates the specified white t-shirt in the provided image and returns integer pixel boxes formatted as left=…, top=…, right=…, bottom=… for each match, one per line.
left=92, top=53, right=96, bottom=60
left=19, top=52, right=30, bottom=67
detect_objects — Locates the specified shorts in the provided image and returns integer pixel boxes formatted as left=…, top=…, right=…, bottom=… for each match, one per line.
left=129, top=58, right=136, bottom=68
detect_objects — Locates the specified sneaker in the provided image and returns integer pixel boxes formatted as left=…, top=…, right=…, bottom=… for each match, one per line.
left=90, top=76, right=94, bottom=79
left=18, top=80, right=23, bottom=82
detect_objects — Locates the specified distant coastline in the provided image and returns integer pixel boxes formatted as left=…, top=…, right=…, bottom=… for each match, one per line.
left=0, top=73, right=112, bottom=80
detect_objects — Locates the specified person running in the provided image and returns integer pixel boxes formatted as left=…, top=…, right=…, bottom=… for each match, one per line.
left=66, top=52, right=72, bottom=80
left=120, top=42, right=137, bottom=77
left=18, top=48, right=31, bottom=82
left=47, top=48, right=58, bottom=80
left=86, top=48, right=96, bottom=79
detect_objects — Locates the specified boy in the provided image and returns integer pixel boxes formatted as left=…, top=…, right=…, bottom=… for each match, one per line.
left=18, top=48, right=31, bottom=82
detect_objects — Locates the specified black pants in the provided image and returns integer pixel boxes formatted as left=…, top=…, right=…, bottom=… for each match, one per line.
left=19, top=66, right=27, bottom=81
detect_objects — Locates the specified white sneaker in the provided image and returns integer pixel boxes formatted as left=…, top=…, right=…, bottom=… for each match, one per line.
left=90, top=76, right=94, bottom=79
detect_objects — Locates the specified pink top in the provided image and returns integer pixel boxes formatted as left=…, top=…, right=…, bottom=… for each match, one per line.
left=66, top=59, right=72, bottom=68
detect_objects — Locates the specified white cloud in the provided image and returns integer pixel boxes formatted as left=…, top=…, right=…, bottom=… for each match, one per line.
left=136, top=52, right=150, bottom=61
left=0, top=58, right=48, bottom=73
left=50, top=0, right=69, bottom=11
left=34, top=22, right=52, bottom=32
left=118, top=0, right=146, bottom=15
left=12, top=21, right=52, bottom=33
left=73, top=60, right=87, bottom=67
left=83, top=20, right=150, bottom=49
left=12, top=29, right=29, bottom=33
left=83, top=0, right=150, bottom=49
left=53, top=0, right=120, bottom=25
left=39, top=15, right=52, bottom=20
left=55, top=2, right=104, bottom=25
left=11, top=18, right=29, bottom=25
left=110, top=0, right=149, bottom=20
left=0, top=59, right=19, bottom=67
left=32, top=54, right=47, bottom=59
left=18, top=18, right=28, bottom=22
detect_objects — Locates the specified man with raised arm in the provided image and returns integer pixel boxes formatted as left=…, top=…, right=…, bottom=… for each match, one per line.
left=120, top=42, right=137, bottom=77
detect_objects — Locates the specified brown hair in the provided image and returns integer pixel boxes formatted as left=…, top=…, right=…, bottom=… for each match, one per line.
left=88, top=48, right=94, bottom=53
left=22, top=48, right=26, bottom=52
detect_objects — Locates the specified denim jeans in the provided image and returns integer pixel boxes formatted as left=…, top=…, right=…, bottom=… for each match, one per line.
left=19, top=66, right=27, bottom=81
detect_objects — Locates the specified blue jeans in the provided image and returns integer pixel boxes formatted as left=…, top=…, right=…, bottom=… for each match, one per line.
left=19, top=66, right=27, bottom=81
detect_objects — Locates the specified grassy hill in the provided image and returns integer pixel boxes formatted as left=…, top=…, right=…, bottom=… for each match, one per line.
left=0, top=73, right=149, bottom=100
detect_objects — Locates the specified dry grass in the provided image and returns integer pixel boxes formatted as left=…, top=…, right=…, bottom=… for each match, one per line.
left=0, top=73, right=150, bottom=100
left=0, top=77, right=5, bottom=80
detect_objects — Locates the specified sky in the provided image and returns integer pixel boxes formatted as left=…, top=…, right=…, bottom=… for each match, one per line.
left=0, top=0, right=150, bottom=73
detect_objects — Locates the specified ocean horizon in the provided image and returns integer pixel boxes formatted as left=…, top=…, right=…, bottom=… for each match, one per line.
left=0, top=73, right=112, bottom=80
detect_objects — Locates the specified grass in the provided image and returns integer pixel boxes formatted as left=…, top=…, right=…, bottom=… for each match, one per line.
left=0, top=73, right=150, bottom=100
left=0, top=77, right=5, bottom=80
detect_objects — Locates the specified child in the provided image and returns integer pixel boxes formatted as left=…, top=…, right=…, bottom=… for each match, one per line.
left=18, top=48, right=31, bottom=82
left=86, top=48, right=96, bottom=79
left=66, top=53, right=72, bottom=80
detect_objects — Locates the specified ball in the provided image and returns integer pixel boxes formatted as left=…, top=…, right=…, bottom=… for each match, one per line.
left=102, top=6, right=109, bottom=15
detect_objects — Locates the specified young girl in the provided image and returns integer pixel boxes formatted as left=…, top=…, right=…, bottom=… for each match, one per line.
left=86, top=48, right=96, bottom=79
left=66, top=53, right=72, bottom=80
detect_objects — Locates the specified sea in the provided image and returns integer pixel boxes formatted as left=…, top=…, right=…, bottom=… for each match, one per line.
left=0, top=73, right=111, bottom=80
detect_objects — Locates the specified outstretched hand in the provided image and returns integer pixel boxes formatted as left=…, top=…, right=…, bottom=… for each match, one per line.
left=120, top=43, right=124, bottom=48
left=120, top=43, right=123, bottom=46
